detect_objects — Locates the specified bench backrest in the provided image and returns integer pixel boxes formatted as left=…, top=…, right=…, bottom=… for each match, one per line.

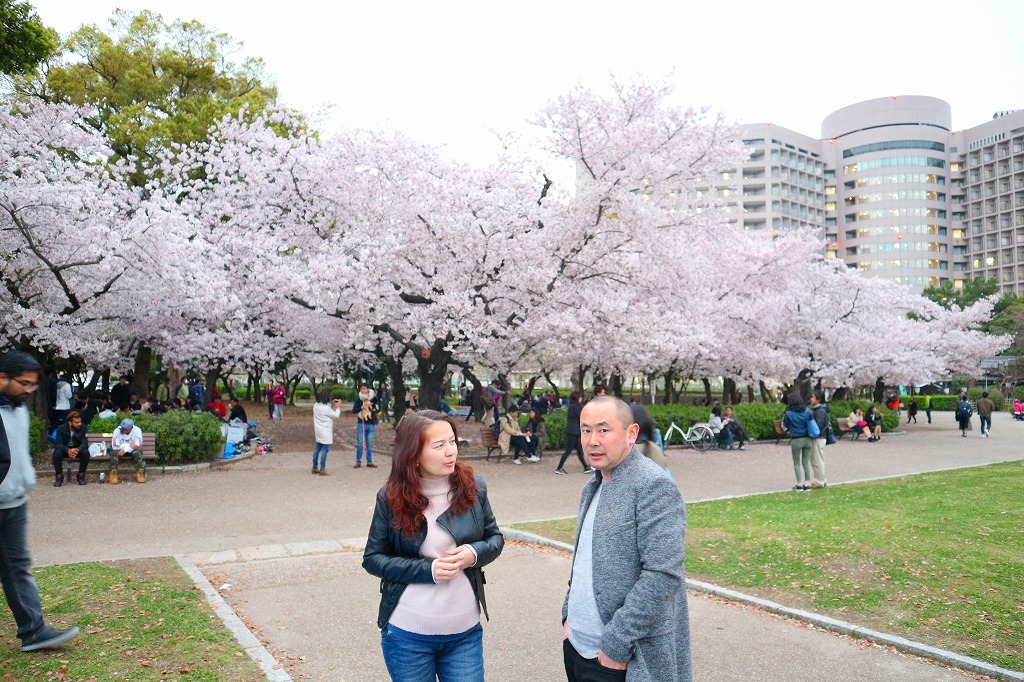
left=836, top=418, right=851, bottom=430
left=480, top=426, right=498, bottom=446
left=85, top=432, right=157, bottom=453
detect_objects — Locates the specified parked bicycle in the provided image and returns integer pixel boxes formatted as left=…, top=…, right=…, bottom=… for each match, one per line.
left=662, top=419, right=715, bottom=452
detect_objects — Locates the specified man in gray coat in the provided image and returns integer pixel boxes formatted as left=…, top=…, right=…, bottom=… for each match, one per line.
left=0, top=351, right=80, bottom=652
left=562, top=396, right=691, bottom=682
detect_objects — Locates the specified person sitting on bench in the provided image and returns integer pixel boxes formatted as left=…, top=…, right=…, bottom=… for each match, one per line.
left=110, top=418, right=146, bottom=484
left=52, top=411, right=90, bottom=487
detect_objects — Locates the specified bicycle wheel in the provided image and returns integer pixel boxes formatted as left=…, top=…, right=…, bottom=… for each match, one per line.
left=692, top=425, right=715, bottom=452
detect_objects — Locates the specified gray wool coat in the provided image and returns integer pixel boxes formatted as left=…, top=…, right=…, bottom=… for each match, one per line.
left=562, top=447, right=692, bottom=682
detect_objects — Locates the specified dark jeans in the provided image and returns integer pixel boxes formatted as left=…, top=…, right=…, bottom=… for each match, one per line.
left=0, top=503, right=46, bottom=643
left=563, top=638, right=626, bottom=682
left=509, top=435, right=534, bottom=458
left=980, top=415, right=991, bottom=434
left=557, top=434, right=587, bottom=470
left=52, top=448, right=90, bottom=476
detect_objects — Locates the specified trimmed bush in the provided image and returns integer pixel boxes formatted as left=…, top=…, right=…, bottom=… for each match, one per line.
left=89, top=411, right=223, bottom=464
left=532, top=397, right=907, bottom=449
left=542, top=410, right=568, bottom=450
left=30, top=413, right=46, bottom=456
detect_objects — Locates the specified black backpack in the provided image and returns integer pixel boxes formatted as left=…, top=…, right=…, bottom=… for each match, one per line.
left=957, top=401, right=973, bottom=419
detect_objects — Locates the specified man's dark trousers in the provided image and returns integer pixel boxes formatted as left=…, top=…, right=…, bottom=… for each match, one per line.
left=0, top=503, right=46, bottom=641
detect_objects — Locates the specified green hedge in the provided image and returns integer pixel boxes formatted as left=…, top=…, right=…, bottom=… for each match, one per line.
left=30, top=413, right=46, bottom=456
left=517, top=399, right=911, bottom=451
left=89, top=412, right=224, bottom=465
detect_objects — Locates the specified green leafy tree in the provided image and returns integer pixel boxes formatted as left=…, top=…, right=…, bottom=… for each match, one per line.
left=10, top=9, right=278, bottom=182
left=0, top=0, right=57, bottom=75
left=922, top=277, right=1000, bottom=310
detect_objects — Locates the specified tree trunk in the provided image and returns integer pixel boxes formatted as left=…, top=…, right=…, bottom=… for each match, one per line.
left=746, top=384, right=755, bottom=404
left=497, top=373, right=511, bottom=411
left=415, top=342, right=452, bottom=411
left=130, top=343, right=153, bottom=399
left=570, top=365, right=589, bottom=394
left=541, top=370, right=561, bottom=401
left=285, top=371, right=304, bottom=406
left=608, top=373, right=623, bottom=398
left=759, top=380, right=772, bottom=403
left=83, top=369, right=101, bottom=397
left=873, top=377, right=886, bottom=404
left=832, top=386, right=850, bottom=401
left=203, top=365, right=221, bottom=410
left=722, top=377, right=737, bottom=405
left=523, top=374, right=540, bottom=398
left=247, top=365, right=263, bottom=401
left=663, top=368, right=678, bottom=404
left=218, top=371, right=236, bottom=400
left=701, top=377, right=712, bottom=405
left=794, top=369, right=814, bottom=403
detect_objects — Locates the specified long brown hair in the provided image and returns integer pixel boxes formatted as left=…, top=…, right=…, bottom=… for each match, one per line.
left=385, top=410, right=477, bottom=537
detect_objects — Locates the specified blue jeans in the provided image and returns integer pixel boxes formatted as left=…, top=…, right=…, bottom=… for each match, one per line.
left=356, top=422, right=375, bottom=463
left=312, top=442, right=330, bottom=469
left=0, top=503, right=46, bottom=643
left=381, top=623, right=484, bottom=682
left=979, top=415, right=991, bottom=435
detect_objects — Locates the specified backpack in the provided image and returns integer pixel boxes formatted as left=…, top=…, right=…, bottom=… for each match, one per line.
left=957, top=401, right=973, bottom=419
left=489, top=418, right=502, bottom=441
left=480, top=391, right=494, bottom=409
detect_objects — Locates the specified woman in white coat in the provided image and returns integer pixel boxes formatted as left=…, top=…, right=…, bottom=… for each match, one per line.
left=312, top=391, right=343, bottom=476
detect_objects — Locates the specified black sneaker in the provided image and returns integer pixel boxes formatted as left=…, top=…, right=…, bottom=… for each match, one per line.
left=21, top=625, right=79, bottom=652
left=554, top=468, right=567, bottom=475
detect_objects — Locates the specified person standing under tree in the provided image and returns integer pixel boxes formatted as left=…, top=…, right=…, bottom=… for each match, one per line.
left=0, top=350, right=81, bottom=652
left=311, top=392, right=343, bottom=476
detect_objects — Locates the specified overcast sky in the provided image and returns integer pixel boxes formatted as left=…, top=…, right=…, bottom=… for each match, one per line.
left=29, top=0, right=1024, bottom=165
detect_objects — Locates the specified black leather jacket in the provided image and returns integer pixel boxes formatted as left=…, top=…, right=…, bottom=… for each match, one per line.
left=362, top=475, right=504, bottom=629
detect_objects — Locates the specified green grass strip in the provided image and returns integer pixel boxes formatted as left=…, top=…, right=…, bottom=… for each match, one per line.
left=1, top=558, right=264, bottom=681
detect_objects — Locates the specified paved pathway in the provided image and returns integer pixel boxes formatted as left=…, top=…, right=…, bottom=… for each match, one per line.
left=25, top=411, right=1023, bottom=680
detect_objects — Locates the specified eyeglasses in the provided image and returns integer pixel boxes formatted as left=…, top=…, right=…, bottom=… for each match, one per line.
left=11, top=377, right=39, bottom=391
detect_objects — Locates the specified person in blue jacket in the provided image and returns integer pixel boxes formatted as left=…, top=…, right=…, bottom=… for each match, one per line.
left=782, top=392, right=814, bottom=491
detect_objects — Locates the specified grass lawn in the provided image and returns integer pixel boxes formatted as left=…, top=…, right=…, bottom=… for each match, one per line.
left=1, top=558, right=265, bottom=681
left=510, top=460, right=1024, bottom=672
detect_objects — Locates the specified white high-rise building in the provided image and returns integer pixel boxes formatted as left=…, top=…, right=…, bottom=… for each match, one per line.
left=735, top=96, right=1024, bottom=295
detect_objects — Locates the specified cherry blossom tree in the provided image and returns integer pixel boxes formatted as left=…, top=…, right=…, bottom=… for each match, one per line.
left=0, top=101, right=147, bottom=364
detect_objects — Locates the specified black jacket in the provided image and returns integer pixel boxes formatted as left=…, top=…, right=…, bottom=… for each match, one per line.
left=565, top=401, right=582, bottom=435
left=54, top=422, right=89, bottom=458
left=362, top=475, right=504, bottom=629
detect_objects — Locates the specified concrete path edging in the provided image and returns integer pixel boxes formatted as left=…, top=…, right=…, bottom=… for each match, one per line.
left=174, top=554, right=293, bottom=682
left=501, top=528, right=1024, bottom=682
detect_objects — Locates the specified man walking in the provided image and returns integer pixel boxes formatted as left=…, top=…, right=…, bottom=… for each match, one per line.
left=561, top=396, right=691, bottom=681
left=977, top=391, right=996, bottom=437
left=0, top=350, right=80, bottom=652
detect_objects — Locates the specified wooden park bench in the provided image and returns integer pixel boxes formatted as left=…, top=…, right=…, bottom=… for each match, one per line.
left=835, top=418, right=861, bottom=440
left=772, top=420, right=789, bottom=444
left=481, top=425, right=502, bottom=462
left=66, top=432, right=159, bottom=471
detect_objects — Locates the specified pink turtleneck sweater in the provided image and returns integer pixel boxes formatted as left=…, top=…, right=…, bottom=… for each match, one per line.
left=388, top=476, right=480, bottom=635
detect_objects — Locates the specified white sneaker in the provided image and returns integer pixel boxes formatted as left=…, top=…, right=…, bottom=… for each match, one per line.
left=526, top=456, right=541, bottom=462
left=513, top=458, right=522, bottom=465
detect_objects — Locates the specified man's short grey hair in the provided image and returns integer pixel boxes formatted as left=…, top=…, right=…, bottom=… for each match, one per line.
left=586, top=395, right=635, bottom=430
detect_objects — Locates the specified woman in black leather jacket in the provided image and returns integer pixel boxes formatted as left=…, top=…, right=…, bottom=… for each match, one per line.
left=362, top=410, right=504, bottom=681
